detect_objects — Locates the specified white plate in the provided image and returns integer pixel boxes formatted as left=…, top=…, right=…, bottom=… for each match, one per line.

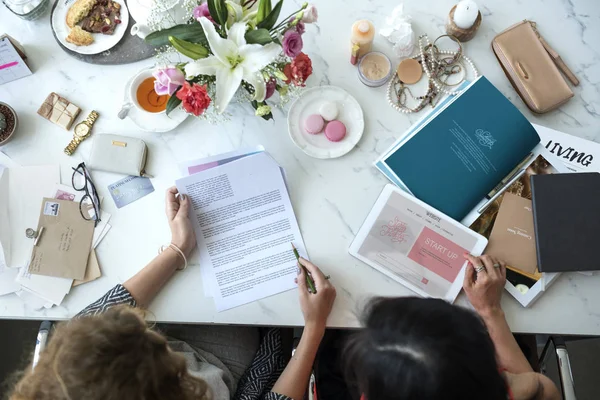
left=120, top=67, right=188, bottom=132
left=51, top=0, right=130, bottom=55
left=288, top=86, right=364, bottom=159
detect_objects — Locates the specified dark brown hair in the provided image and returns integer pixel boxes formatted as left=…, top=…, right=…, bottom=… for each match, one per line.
left=344, top=297, right=508, bottom=400
left=9, top=305, right=211, bottom=400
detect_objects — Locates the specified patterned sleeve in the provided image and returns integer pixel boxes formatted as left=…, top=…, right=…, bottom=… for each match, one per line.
left=76, top=284, right=136, bottom=317
left=262, top=392, right=292, bottom=400
left=234, top=328, right=291, bottom=400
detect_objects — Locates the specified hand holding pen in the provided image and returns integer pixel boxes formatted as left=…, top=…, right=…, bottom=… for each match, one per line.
left=294, top=255, right=336, bottom=333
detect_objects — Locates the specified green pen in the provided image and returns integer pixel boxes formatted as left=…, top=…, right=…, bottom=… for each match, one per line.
left=291, top=243, right=317, bottom=294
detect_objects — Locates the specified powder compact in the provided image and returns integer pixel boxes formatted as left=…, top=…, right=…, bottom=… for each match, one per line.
left=357, top=51, right=392, bottom=87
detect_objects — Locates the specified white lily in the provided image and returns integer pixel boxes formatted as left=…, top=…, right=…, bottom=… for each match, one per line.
left=225, top=0, right=258, bottom=26
left=185, top=18, right=281, bottom=113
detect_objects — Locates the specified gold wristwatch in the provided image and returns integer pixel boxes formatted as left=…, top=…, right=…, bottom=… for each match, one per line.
left=64, top=111, right=99, bottom=156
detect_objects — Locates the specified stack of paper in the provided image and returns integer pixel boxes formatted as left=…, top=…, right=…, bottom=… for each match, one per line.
left=176, top=148, right=307, bottom=311
left=0, top=158, right=109, bottom=307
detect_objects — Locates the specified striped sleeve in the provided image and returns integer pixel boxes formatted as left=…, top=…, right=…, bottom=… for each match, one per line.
left=263, top=393, right=292, bottom=400
left=76, top=284, right=136, bottom=317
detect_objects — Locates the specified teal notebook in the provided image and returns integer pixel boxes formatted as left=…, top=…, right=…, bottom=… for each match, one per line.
left=376, top=76, right=540, bottom=221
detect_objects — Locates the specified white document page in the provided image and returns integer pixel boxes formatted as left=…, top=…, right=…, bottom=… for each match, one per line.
left=175, top=152, right=306, bottom=311
left=16, top=267, right=72, bottom=305
left=0, top=261, right=20, bottom=296
left=7, top=165, right=61, bottom=268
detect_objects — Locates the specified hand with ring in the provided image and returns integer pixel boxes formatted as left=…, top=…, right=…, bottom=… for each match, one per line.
left=463, top=253, right=507, bottom=318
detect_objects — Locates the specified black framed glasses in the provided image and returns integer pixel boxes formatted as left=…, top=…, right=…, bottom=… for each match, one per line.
left=71, top=162, right=101, bottom=227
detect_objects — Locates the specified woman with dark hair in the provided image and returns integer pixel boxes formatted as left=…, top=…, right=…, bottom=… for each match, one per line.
left=9, top=187, right=337, bottom=400
left=344, top=254, right=561, bottom=400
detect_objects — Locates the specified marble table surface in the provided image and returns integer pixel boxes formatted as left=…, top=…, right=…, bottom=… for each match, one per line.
left=1, top=0, right=599, bottom=335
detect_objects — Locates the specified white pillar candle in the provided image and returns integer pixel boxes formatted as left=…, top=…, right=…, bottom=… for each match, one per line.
left=453, top=0, right=479, bottom=29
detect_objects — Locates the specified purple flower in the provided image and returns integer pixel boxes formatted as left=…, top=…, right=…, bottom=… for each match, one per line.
left=265, top=78, right=276, bottom=99
left=153, top=67, right=186, bottom=96
left=282, top=30, right=303, bottom=58
left=193, top=3, right=213, bottom=23
left=302, top=4, right=318, bottom=23
left=288, top=17, right=305, bottom=34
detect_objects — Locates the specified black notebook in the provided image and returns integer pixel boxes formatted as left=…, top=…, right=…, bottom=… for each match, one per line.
left=531, top=173, right=600, bottom=273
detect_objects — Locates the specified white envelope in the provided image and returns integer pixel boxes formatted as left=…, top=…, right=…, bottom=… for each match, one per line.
left=0, top=164, right=60, bottom=268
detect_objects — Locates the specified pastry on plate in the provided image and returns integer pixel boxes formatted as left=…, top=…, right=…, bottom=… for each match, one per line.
left=80, top=0, right=122, bottom=35
left=66, top=26, right=95, bottom=46
left=66, top=0, right=97, bottom=28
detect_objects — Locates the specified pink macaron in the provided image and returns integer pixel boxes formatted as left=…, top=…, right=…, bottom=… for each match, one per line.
left=304, top=114, right=325, bottom=134
left=324, top=120, right=347, bottom=142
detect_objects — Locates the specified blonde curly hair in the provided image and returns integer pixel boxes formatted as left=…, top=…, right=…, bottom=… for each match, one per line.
left=9, top=305, right=211, bottom=400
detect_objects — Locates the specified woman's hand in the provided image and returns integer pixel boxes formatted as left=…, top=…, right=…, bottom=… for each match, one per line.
left=463, top=254, right=506, bottom=318
left=296, top=258, right=336, bottom=335
left=165, top=187, right=196, bottom=257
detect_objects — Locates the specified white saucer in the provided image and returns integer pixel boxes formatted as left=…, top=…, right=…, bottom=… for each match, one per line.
left=288, top=86, right=364, bottom=159
left=120, top=67, right=188, bottom=132
left=52, top=0, right=130, bottom=55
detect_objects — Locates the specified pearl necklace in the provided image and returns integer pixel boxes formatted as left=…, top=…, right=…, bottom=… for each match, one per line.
left=387, top=35, right=479, bottom=114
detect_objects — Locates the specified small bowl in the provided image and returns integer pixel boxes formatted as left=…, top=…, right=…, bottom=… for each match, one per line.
left=357, top=51, right=393, bottom=87
left=0, top=102, right=18, bottom=146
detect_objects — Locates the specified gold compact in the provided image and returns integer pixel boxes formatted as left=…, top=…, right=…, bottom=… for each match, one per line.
left=397, top=58, right=423, bottom=84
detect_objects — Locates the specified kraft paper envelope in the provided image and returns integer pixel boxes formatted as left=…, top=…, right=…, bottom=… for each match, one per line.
left=28, top=198, right=95, bottom=280
left=73, top=250, right=102, bottom=287
left=485, top=193, right=538, bottom=275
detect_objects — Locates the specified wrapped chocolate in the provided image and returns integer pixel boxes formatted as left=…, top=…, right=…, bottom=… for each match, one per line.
left=37, top=93, right=81, bottom=130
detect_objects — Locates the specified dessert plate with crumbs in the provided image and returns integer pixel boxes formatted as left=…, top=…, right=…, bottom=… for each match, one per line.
left=52, top=0, right=129, bottom=55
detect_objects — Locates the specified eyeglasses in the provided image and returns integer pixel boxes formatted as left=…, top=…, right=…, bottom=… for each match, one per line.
left=71, top=162, right=101, bottom=227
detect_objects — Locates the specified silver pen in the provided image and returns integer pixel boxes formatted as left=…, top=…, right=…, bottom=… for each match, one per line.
left=32, top=321, right=52, bottom=371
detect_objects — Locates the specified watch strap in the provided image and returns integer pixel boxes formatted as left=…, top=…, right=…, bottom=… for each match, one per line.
left=64, top=136, right=83, bottom=156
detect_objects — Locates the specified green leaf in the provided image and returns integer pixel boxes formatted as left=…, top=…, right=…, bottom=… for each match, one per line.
left=145, top=24, right=207, bottom=47
left=256, top=0, right=272, bottom=24
left=245, top=29, right=273, bottom=45
left=257, top=0, right=282, bottom=30
left=166, top=91, right=183, bottom=116
left=208, top=0, right=228, bottom=26
left=169, top=36, right=209, bottom=60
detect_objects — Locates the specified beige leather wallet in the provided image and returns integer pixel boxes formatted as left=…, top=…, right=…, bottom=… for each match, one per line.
left=88, top=134, right=151, bottom=177
left=492, top=20, right=579, bottom=114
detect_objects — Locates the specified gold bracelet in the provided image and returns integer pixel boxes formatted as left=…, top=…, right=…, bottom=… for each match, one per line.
left=158, top=244, right=188, bottom=271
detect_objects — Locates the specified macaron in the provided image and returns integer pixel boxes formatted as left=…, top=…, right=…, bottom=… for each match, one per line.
left=304, top=114, right=324, bottom=134
left=319, top=102, right=338, bottom=121
left=324, top=120, right=346, bottom=142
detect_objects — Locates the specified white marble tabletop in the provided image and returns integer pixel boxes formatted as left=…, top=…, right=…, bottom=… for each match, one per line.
left=1, top=0, right=599, bottom=334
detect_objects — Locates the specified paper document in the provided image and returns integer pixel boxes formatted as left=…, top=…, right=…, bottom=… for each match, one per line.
left=178, top=146, right=265, bottom=176
left=16, top=267, right=72, bottom=305
left=176, top=152, right=306, bottom=311
left=1, top=165, right=60, bottom=268
left=0, top=262, right=20, bottom=296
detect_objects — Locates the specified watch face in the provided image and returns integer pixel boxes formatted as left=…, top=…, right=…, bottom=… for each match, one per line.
left=74, top=123, right=90, bottom=138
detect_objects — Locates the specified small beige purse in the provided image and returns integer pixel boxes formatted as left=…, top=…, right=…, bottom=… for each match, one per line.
left=492, top=20, right=579, bottom=114
left=88, top=134, right=151, bottom=177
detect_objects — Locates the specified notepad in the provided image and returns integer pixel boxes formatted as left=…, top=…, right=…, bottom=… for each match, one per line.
left=0, top=36, right=32, bottom=85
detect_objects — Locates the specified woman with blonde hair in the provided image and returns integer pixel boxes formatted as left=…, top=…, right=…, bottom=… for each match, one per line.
left=9, top=187, right=336, bottom=400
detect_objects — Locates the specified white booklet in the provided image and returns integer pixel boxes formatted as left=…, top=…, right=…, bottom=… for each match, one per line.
left=175, top=152, right=307, bottom=311
left=349, top=185, right=488, bottom=302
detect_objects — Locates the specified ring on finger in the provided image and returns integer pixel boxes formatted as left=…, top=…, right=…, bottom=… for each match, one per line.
left=475, top=265, right=486, bottom=274
left=493, top=263, right=501, bottom=269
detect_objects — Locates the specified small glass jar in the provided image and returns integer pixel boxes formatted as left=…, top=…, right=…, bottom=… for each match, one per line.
left=357, top=51, right=393, bottom=87
left=3, top=0, right=50, bottom=20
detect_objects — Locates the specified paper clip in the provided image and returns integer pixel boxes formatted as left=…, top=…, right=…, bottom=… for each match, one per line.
left=33, top=227, right=45, bottom=246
